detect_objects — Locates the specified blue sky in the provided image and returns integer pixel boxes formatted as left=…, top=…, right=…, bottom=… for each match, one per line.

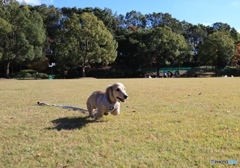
left=19, top=0, right=240, bottom=32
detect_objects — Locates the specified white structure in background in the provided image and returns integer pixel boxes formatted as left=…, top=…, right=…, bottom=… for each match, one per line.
left=2, top=0, right=10, bottom=5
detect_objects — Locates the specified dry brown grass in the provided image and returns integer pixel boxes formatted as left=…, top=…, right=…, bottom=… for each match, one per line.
left=0, top=78, right=239, bottom=167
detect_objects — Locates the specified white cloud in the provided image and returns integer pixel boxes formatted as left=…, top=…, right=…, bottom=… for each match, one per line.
left=202, top=23, right=212, bottom=26
left=16, top=0, right=53, bottom=5
left=230, top=0, right=240, bottom=7
left=237, top=29, right=240, bottom=33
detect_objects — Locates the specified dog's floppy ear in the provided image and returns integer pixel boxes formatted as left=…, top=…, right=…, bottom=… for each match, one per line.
left=106, top=85, right=115, bottom=103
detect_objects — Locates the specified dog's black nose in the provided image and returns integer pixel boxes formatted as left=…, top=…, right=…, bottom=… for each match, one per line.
left=124, top=95, right=128, bottom=99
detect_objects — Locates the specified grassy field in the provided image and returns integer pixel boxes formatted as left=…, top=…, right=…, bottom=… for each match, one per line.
left=0, top=77, right=239, bottom=168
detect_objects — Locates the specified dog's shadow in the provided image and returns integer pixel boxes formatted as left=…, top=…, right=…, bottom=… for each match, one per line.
left=46, top=116, right=104, bottom=131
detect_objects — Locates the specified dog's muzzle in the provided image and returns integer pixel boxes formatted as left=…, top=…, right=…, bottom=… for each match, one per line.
left=117, top=95, right=128, bottom=102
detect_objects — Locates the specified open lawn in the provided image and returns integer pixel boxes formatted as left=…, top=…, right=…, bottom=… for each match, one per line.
left=0, top=78, right=239, bottom=167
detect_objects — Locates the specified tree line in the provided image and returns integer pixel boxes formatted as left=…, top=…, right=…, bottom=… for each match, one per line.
left=0, top=1, right=239, bottom=78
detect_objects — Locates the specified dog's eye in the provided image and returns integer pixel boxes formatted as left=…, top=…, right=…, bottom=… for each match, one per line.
left=116, top=88, right=120, bottom=91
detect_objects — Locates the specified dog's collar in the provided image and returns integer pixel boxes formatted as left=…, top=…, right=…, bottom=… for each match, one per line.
left=102, top=94, right=119, bottom=112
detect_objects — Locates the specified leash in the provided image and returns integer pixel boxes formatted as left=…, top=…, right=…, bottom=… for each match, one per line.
left=37, top=101, right=88, bottom=114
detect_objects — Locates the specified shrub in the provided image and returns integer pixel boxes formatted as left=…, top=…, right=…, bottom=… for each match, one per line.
left=37, top=73, right=49, bottom=79
left=24, top=73, right=33, bottom=78
left=16, top=69, right=49, bottom=79
left=20, top=69, right=37, bottom=74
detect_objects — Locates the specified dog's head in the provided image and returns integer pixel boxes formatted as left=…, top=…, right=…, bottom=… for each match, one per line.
left=106, top=82, right=128, bottom=103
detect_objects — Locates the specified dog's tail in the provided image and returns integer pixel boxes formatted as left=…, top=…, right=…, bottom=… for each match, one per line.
left=37, top=101, right=88, bottom=114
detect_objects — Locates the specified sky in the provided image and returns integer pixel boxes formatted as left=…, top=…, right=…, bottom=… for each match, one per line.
left=17, top=0, right=240, bottom=32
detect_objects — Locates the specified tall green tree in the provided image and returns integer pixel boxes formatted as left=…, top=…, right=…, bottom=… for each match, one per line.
left=31, top=5, right=62, bottom=68
left=146, top=12, right=184, bottom=33
left=198, top=31, right=235, bottom=73
left=207, top=22, right=240, bottom=41
left=61, top=7, right=119, bottom=34
left=149, top=26, right=189, bottom=76
left=31, top=5, right=62, bottom=40
left=0, top=17, right=12, bottom=59
left=91, top=7, right=119, bottom=34
left=56, top=12, right=118, bottom=77
left=116, top=28, right=152, bottom=73
left=0, top=2, right=45, bottom=78
left=125, top=10, right=146, bottom=28
left=182, top=23, right=208, bottom=65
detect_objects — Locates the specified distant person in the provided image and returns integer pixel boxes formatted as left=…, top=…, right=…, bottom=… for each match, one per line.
left=167, top=71, right=173, bottom=77
left=174, top=70, right=179, bottom=77
left=163, top=70, right=167, bottom=78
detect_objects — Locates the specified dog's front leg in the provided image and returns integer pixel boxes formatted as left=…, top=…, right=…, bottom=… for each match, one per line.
left=94, top=108, right=105, bottom=120
left=111, top=105, right=120, bottom=115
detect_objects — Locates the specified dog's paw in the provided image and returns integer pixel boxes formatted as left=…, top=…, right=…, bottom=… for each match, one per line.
left=104, top=112, right=109, bottom=115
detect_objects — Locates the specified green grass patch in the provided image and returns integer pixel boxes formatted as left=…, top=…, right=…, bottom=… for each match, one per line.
left=0, top=78, right=239, bottom=167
